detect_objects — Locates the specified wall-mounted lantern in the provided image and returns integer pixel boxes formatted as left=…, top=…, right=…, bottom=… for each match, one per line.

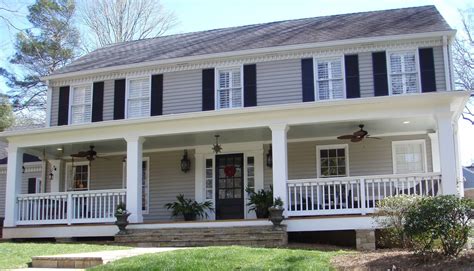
left=266, top=145, right=273, bottom=168
left=181, top=150, right=191, bottom=173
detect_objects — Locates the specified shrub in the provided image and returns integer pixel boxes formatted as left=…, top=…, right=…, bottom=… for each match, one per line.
left=404, top=195, right=473, bottom=257
left=373, top=195, right=421, bottom=248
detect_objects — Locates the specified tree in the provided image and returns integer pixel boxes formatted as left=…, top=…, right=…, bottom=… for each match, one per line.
left=80, top=0, right=177, bottom=51
left=0, top=95, right=14, bottom=131
left=0, top=0, right=79, bottom=120
left=453, top=8, right=474, bottom=124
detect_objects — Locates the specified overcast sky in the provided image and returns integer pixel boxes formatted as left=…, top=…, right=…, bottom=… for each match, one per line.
left=1, top=0, right=473, bottom=165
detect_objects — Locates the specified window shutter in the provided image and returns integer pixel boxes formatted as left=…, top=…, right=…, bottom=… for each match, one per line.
left=419, top=48, right=437, bottom=92
left=345, top=54, right=360, bottom=98
left=202, top=69, right=215, bottom=111
left=243, top=64, right=257, bottom=107
left=372, top=52, right=389, bottom=96
left=113, top=79, right=126, bottom=120
left=151, top=74, right=163, bottom=116
left=301, top=58, right=315, bottom=102
left=92, top=82, right=104, bottom=122
left=57, top=86, right=70, bottom=126
left=27, top=178, right=36, bottom=194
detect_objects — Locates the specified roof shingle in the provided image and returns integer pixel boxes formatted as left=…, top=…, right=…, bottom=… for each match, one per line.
left=55, top=5, right=452, bottom=76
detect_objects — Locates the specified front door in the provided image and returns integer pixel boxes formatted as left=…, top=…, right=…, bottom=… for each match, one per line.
left=215, top=154, right=244, bottom=220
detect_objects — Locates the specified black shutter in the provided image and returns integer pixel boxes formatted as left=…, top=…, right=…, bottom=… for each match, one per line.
left=345, top=55, right=360, bottom=98
left=301, top=58, right=315, bottom=102
left=151, top=74, right=163, bottom=116
left=113, top=79, right=126, bottom=120
left=92, top=82, right=104, bottom=122
left=372, top=52, right=389, bottom=96
left=419, top=48, right=437, bottom=92
left=202, top=69, right=215, bottom=111
left=57, top=86, right=70, bottom=126
left=244, top=64, right=257, bottom=107
left=28, top=178, right=36, bottom=194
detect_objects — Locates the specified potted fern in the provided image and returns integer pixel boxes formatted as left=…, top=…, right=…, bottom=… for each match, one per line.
left=268, top=197, right=284, bottom=226
left=114, top=202, right=130, bottom=233
left=165, top=194, right=214, bottom=221
left=246, top=186, right=273, bottom=218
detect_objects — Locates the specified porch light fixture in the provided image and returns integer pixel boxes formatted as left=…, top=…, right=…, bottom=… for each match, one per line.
left=266, top=145, right=273, bottom=168
left=180, top=150, right=191, bottom=173
left=403, top=121, right=410, bottom=124
left=212, top=135, right=222, bottom=154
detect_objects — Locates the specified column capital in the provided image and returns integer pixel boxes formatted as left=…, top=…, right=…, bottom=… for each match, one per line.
left=124, top=135, right=146, bottom=144
left=269, top=123, right=290, bottom=133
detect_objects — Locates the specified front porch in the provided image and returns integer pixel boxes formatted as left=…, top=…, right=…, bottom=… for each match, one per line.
left=1, top=92, right=466, bottom=238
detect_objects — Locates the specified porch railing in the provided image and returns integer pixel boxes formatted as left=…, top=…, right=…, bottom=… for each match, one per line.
left=286, top=173, right=442, bottom=217
left=16, top=189, right=126, bottom=225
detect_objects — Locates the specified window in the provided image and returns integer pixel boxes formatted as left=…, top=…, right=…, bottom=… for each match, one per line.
left=70, top=84, right=92, bottom=124
left=127, top=77, right=150, bottom=118
left=216, top=67, right=242, bottom=109
left=317, top=145, right=349, bottom=177
left=205, top=159, right=213, bottom=200
left=392, top=140, right=427, bottom=174
left=315, top=57, right=345, bottom=100
left=247, top=157, right=255, bottom=192
left=66, top=162, right=90, bottom=191
left=122, top=158, right=150, bottom=213
left=388, top=51, right=420, bottom=95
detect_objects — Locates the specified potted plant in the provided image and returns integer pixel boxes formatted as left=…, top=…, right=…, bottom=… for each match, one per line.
left=165, top=194, right=214, bottom=221
left=114, top=202, right=130, bottom=234
left=268, top=197, right=284, bottom=226
left=246, top=186, right=273, bottom=218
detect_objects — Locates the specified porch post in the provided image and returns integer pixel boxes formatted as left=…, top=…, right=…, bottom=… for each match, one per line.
left=436, top=112, right=459, bottom=195
left=4, top=145, right=24, bottom=227
left=125, top=136, right=145, bottom=223
left=270, top=124, right=289, bottom=216
left=49, top=160, right=62, bottom=192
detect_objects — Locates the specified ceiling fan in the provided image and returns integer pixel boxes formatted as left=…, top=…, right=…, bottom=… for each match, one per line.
left=70, top=145, right=99, bottom=161
left=337, top=124, right=381, bottom=143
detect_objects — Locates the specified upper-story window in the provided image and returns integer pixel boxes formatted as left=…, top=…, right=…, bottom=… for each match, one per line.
left=388, top=51, right=420, bottom=95
left=314, top=56, right=345, bottom=100
left=70, top=84, right=92, bottom=124
left=216, top=67, right=242, bottom=109
left=127, top=77, right=151, bottom=118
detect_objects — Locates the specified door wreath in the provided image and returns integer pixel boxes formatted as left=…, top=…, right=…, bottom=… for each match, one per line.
left=224, top=165, right=236, bottom=177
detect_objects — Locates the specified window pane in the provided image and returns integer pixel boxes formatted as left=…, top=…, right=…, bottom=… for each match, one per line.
left=232, top=87, right=242, bottom=107
left=219, top=71, right=230, bottom=89
left=231, top=69, right=241, bottom=88
left=330, top=60, right=342, bottom=78
left=317, top=62, right=329, bottom=79
left=403, top=54, right=416, bottom=72
left=218, top=89, right=230, bottom=109
left=318, top=81, right=330, bottom=100
left=394, top=142, right=425, bottom=174
left=319, top=147, right=347, bottom=177
left=405, top=74, right=418, bottom=94
left=390, top=54, right=402, bottom=73
left=391, top=75, right=403, bottom=95
left=332, top=79, right=344, bottom=99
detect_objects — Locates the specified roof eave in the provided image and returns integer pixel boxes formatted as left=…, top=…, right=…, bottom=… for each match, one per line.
left=42, top=30, right=456, bottom=82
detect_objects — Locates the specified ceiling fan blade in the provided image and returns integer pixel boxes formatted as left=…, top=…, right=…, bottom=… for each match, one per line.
left=351, top=137, right=363, bottom=143
left=353, top=130, right=368, bottom=137
left=337, top=135, right=354, bottom=140
left=367, top=136, right=382, bottom=140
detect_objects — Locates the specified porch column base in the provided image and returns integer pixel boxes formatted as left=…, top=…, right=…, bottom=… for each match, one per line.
left=355, top=229, right=376, bottom=251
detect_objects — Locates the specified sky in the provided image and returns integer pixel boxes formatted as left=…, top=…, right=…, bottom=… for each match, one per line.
left=1, top=0, right=474, bottom=165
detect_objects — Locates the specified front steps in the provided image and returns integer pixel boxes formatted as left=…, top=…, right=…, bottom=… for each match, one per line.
left=115, top=225, right=288, bottom=247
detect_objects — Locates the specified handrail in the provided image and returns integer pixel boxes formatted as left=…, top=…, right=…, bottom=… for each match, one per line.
left=17, top=188, right=126, bottom=198
left=287, top=172, right=442, bottom=183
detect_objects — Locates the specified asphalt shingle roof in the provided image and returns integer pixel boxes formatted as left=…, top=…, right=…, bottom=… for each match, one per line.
left=55, top=5, right=452, bottom=76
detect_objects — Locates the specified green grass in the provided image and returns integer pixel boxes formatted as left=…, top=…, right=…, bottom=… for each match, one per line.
left=91, top=246, right=345, bottom=271
left=0, top=242, right=127, bottom=269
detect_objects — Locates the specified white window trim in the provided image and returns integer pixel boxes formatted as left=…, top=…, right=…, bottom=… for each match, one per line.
left=125, top=75, right=152, bottom=119
left=65, top=161, right=90, bottom=191
left=313, top=55, right=346, bottom=101
left=386, top=49, right=422, bottom=96
left=392, top=139, right=428, bottom=174
left=316, top=144, right=350, bottom=178
left=122, top=157, right=150, bottom=214
left=214, top=65, right=244, bottom=110
left=68, top=83, right=94, bottom=125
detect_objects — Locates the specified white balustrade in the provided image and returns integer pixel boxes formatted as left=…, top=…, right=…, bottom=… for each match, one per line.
left=287, top=173, right=442, bottom=217
left=16, top=189, right=126, bottom=225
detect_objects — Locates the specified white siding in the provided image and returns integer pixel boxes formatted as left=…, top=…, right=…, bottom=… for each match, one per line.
left=433, top=46, right=447, bottom=91
left=163, top=70, right=202, bottom=115
left=50, top=87, right=60, bottom=126
left=358, top=52, right=374, bottom=97
left=257, top=59, right=302, bottom=105
left=103, top=80, right=115, bottom=121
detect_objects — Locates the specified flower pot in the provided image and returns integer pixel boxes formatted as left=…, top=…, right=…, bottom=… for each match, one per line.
left=268, top=206, right=284, bottom=226
left=183, top=213, right=197, bottom=221
left=255, top=208, right=269, bottom=219
left=115, top=213, right=131, bottom=233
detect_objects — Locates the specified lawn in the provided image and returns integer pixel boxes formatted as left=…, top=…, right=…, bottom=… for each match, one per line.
left=92, top=246, right=346, bottom=271
left=0, top=242, right=127, bottom=269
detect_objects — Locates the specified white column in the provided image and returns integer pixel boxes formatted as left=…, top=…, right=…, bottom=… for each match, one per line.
left=270, top=124, right=289, bottom=216
left=194, top=152, right=205, bottom=203
left=4, top=145, right=24, bottom=227
left=49, top=160, right=62, bottom=192
left=436, top=112, right=458, bottom=195
left=125, top=136, right=145, bottom=223
left=428, top=132, right=440, bottom=172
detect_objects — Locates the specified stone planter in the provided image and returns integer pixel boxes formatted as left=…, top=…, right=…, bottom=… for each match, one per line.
left=268, top=206, right=284, bottom=226
left=115, top=213, right=131, bottom=233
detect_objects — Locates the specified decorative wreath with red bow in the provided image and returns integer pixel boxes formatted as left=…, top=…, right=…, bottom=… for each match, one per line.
left=224, top=165, right=237, bottom=177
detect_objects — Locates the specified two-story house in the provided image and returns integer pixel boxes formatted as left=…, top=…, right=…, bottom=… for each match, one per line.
left=0, top=6, right=469, bottom=248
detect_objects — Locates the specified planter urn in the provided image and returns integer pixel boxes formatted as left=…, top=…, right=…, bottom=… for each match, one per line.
left=115, top=213, right=131, bottom=233
left=268, top=206, right=284, bottom=226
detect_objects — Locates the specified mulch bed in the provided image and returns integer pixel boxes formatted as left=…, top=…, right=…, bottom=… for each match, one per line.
left=331, top=249, right=474, bottom=271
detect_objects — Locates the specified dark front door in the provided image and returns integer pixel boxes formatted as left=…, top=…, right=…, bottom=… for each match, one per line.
left=215, top=154, right=244, bottom=220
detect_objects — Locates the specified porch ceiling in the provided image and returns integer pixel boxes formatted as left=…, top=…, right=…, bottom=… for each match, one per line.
left=27, top=116, right=435, bottom=158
